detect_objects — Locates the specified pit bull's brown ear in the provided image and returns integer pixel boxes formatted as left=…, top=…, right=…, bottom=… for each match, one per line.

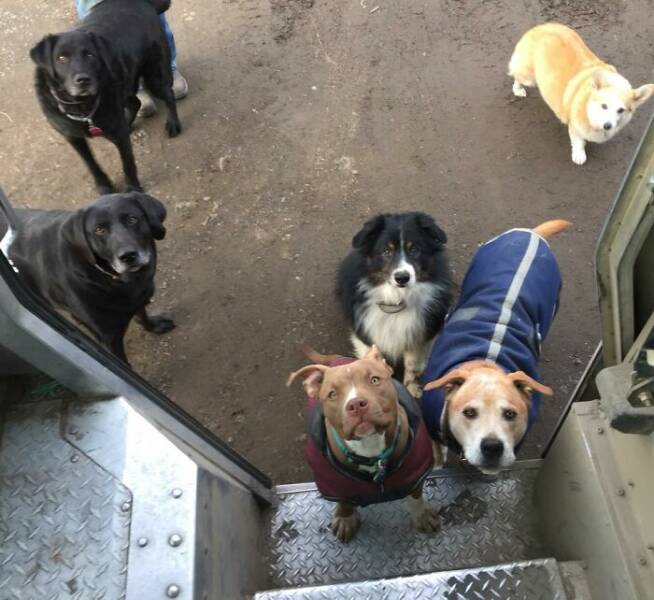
left=364, top=345, right=393, bottom=375
left=507, top=371, right=553, bottom=397
left=424, top=368, right=469, bottom=393
left=286, top=364, right=329, bottom=398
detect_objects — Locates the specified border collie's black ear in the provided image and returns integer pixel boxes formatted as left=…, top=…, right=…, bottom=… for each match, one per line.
left=61, top=208, right=94, bottom=264
left=352, top=214, right=386, bottom=252
left=132, top=193, right=167, bottom=240
left=88, top=32, right=126, bottom=83
left=30, top=35, right=59, bottom=80
left=416, top=213, right=447, bottom=245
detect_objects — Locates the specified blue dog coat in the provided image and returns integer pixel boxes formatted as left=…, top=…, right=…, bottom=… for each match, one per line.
left=422, top=229, right=562, bottom=445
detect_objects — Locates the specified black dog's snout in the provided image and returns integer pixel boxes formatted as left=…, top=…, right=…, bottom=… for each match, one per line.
left=480, top=437, right=504, bottom=460
left=603, top=122, right=613, bottom=130
left=74, top=73, right=92, bottom=86
left=120, top=251, right=138, bottom=264
left=394, top=270, right=411, bottom=286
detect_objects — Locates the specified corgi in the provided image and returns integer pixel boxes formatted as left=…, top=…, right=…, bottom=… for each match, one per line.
left=508, top=23, right=654, bottom=165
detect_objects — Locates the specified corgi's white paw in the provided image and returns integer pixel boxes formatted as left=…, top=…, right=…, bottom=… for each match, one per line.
left=512, top=81, right=527, bottom=97
left=571, top=148, right=587, bottom=165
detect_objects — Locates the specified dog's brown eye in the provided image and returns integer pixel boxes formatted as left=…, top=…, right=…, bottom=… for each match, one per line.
left=617, top=107, right=625, bottom=114
left=328, top=390, right=337, bottom=399
left=503, top=408, right=517, bottom=421
left=601, top=103, right=608, bottom=110
left=57, top=55, right=69, bottom=63
left=370, top=376, right=380, bottom=385
left=95, top=226, right=106, bottom=235
left=382, top=246, right=393, bottom=257
left=462, top=407, right=478, bottom=419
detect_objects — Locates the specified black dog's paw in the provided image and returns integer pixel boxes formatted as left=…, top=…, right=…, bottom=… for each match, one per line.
left=126, top=184, right=144, bottom=193
left=166, top=119, right=182, bottom=138
left=146, top=315, right=176, bottom=334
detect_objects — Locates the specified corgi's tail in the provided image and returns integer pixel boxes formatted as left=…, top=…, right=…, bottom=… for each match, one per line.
left=532, top=219, right=572, bottom=239
left=300, top=344, right=342, bottom=366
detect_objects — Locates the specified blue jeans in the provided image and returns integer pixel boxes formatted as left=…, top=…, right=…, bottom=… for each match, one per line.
left=75, top=0, right=177, bottom=69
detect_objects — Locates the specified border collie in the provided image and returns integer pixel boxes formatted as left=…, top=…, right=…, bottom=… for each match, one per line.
left=336, top=212, right=452, bottom=397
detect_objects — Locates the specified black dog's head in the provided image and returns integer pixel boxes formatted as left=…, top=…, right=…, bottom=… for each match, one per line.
left=64, top=193, right=167, bottom=277
left=30, top=31, right=123, bottom=97
left=352, top=212, right=448, bottom=288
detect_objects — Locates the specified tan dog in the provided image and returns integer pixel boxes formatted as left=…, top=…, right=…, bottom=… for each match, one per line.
left=421, top=221, right=569, bottom=474
left=425, top=362, right=552, bottom=474
left=288, top=346, right=438, bottom=542
left=509, top=23, right=654, bottom=165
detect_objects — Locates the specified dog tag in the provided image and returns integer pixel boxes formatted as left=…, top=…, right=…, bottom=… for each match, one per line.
left=373, top=461, right=387, bottom=483
left=88, top=125, right=103, bottom=136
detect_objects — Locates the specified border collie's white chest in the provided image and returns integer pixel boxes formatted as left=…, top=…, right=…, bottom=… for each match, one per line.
left=355, top=281, right=444, bottom=361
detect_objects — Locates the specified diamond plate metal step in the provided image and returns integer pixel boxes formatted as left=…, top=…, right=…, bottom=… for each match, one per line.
left=255, top=558, right=568, bottom=600
left=0, top=399, right=131, bottom=600
left=265, top=462, right=544, bottom=589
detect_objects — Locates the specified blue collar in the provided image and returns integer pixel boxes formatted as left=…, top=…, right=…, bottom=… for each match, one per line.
left=329, top=413, right=402, bottom=483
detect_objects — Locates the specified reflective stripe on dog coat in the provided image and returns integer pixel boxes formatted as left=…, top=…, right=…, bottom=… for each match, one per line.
left=421, top=229, right=562, bottom=445
left=306, top=358, right=434, bottom=507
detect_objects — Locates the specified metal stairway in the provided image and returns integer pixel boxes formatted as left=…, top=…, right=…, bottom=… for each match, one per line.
left=255, top=465, right=591, bottom=599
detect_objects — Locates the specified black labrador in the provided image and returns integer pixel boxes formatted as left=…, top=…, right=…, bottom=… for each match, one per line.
left=0, top=192, right=175, bottom=363
left=30, top=0, right=181, bottom=194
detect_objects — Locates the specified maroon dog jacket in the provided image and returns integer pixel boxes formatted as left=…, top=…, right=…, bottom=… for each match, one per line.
left=305, top=357, right=434, bottom=506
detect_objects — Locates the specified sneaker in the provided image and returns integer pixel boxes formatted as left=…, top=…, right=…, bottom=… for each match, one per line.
left=172, top=69, right=189, bottom=100
left=137, top=87, right=157, bottom=118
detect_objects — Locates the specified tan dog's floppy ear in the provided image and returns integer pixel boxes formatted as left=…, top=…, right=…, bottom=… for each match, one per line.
left=507, top=371, right=553, bottom=397
left=632, top=84, right=654, bottom=110
left=287, top=364, right=329, bottom=398
left=424, top=368, right=469, bottom=393
left=364, top=344, right=394, bottom=375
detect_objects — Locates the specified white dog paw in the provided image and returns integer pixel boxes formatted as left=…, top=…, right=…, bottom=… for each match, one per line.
left=571, top=148, right=587, bottom=165
left=512, top=81, right=527, bottom=97
left=332, top=513, right=360, bottom=543
left=411, top=506, right=441, bottom=533
left=405, top=380, right=423, bottom=399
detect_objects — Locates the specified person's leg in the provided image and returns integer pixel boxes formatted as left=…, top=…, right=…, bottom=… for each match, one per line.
left=160, top=14, right=188, bottom=100
left=160, top=15, right=177, bottom=70
left=75, top=0, right=97, bottom=19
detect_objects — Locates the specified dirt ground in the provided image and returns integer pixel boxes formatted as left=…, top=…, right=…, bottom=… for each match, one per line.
left=1, top=0, right=653, bottom=483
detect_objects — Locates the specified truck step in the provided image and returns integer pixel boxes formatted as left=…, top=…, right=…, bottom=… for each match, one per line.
left=265, top=461, right=544, bottom=589
left=0, top=399, right=130, bottom=599
left=255, top=558, right=570, bottom=599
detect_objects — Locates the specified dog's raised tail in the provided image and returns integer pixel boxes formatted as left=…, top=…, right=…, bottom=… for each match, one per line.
left=300, top=344, right=342, bottom=366
left=533, top=219, right=572, bottom=240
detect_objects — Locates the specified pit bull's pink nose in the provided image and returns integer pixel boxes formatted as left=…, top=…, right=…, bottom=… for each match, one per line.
left=346, top=398, right=369, bottom=415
